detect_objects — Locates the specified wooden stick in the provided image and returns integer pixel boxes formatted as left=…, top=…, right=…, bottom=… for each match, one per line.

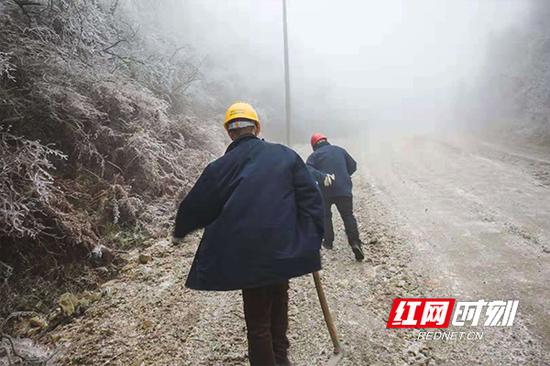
left=312, top=271, right=342, bottom=355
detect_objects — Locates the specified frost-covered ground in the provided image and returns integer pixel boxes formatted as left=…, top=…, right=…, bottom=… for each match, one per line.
left=6, top=136, right=548, bottom=365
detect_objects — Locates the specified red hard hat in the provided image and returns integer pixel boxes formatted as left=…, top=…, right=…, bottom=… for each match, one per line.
left=311, top=133, right=327, bottom=147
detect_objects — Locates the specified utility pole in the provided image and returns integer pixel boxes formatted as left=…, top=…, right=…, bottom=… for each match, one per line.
left=282, top=0, right=291, bottom=146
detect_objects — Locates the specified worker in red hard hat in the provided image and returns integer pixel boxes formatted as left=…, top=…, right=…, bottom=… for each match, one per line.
left=310, top=133, right=327, bottom=148
left=307, top=133, right=365, bottom=261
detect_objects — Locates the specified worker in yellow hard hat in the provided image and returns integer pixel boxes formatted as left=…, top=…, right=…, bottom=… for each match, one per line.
left=173, top=102, right=324, bottom=366
left=223, top=101, right=261, bottom=135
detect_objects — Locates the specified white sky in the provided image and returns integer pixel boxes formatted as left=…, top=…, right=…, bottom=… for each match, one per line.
left=160, top=0, right=531, bottom=137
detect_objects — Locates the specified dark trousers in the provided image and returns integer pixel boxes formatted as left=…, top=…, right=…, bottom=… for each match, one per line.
left=242, top=281, right=290, bottom=366
left=323, top=195, right=360, bottom=245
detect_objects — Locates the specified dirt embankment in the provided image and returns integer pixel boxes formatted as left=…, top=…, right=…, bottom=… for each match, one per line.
left=0, top=0, right=226, bottom=332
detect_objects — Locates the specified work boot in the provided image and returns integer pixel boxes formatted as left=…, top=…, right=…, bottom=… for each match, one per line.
left=322, top=240, right=333, bottom=250
left=351, top=241, right=364, bottom=261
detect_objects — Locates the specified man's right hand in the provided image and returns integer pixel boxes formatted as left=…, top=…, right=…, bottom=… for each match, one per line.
left=323, top=174, right=335, bottom=187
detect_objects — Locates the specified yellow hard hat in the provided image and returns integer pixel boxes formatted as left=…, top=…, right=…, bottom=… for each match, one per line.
left=224, top=102, right=261, bottom=134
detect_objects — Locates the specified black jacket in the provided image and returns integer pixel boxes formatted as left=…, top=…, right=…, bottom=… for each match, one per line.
left=306, top=141, right=357, bottom=198
left=174, top=135, right=324, bottom=291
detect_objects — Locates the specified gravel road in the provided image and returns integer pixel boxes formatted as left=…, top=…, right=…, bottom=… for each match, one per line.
left=38, top=136, right=550, bottom=365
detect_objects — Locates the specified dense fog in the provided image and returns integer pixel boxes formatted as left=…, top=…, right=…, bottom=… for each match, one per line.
left=137, top=0, right=541, bottom=144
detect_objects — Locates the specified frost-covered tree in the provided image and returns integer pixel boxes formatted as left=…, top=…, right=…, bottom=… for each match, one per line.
left=466, top=0, right=550, bottom=144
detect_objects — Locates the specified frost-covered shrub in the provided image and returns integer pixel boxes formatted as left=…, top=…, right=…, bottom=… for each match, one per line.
left=0, top=0, right=224, bottom=262
left=0, top=129, right=66, bottom=238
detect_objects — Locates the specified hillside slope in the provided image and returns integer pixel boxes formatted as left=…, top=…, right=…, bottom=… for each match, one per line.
left=0, top=0, right=225, bottom=322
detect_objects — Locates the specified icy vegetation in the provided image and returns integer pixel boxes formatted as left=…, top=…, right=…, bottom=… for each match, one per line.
left=461, top=1, right=550, bottom=144
left=0, top=0, right=226, bottom=316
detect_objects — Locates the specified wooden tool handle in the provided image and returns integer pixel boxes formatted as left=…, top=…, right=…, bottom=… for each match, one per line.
left=313, top=271, right=342, bottom=354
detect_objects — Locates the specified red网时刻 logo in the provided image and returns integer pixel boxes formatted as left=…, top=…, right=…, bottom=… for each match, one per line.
left=387, top=298, right=519, bottom=328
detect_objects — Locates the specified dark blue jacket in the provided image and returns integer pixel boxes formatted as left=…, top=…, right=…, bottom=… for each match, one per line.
left=306, top=141, right=357, bottom=198
left=174, top=135, right=324, bottom=291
